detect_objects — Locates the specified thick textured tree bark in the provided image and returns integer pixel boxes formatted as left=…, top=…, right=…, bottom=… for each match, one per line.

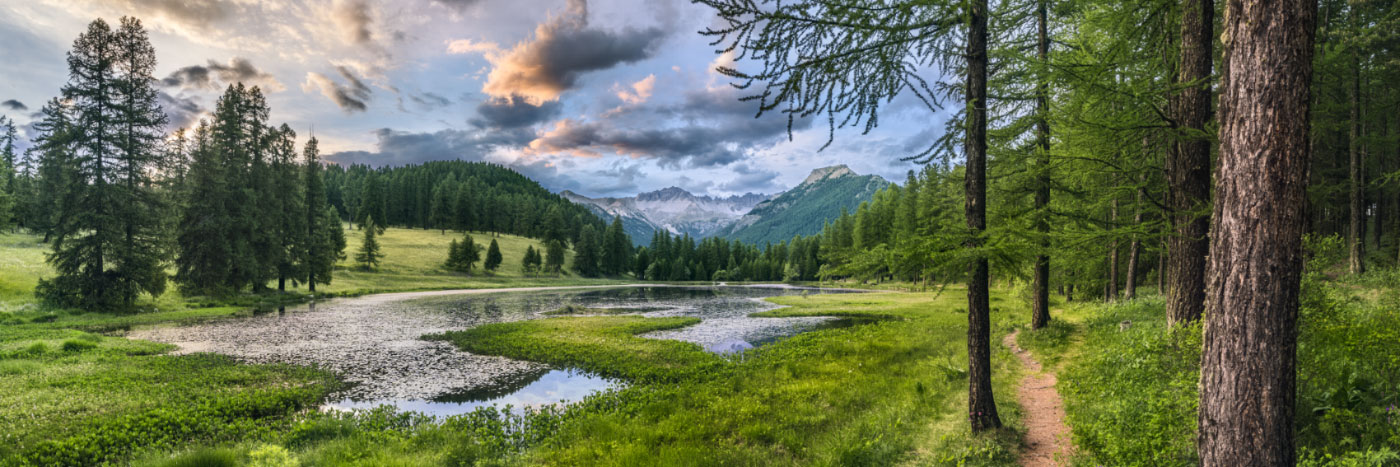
left=1126, top=179, right=1144, bottom=300
left=964, top=0, right=1001, bottom=432
left=1199, top=1, right=1315, bottom=464
left=1031, top=0, right=1051, bottom=330
left=1166, top=0, right=1213, bottom=326
left=1348, top=51, right=1364, bottom=274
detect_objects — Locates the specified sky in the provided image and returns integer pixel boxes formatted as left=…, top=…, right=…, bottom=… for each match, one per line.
left=0, top=0, right=945, bottom=198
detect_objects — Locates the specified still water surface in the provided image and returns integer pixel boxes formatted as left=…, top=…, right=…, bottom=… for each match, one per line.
left=129, top=285, right=854, bottom=416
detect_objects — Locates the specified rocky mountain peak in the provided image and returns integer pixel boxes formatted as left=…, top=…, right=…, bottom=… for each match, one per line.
left=800, top=165, right=855, bottom=186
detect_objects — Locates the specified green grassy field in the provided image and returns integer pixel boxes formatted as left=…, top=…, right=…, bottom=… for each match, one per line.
left=0, top=228, right=628, bottom=313
left=0, top=225, right=1045, bottom=465
left=138, top=290, right=1033, bottom=466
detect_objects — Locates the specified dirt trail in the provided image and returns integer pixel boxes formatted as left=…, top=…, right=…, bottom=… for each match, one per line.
left=1004, top=330, right=1071, bottom=466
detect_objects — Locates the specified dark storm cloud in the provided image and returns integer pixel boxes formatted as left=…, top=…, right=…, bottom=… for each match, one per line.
left=529, top=119, right=749, bottom=168
left=470, top=96, right=561, bottom=129
left=525, top=87, right=814, bottom=169
left=325, top=126, right=534, bottom=167
left=303, top=66, right=373, bottom=113
left=161, top=58, right=282, bottom=91
left=462, top=0, right=666, bottom=103
left=1, top=100, right=26, bottom=111
left=159, top=92, right=205, bottom=130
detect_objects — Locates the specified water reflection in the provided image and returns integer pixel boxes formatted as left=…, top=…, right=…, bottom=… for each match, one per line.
left=128, top=285, right=858, bottom=415
left=325, top=369, right=616, bottom=418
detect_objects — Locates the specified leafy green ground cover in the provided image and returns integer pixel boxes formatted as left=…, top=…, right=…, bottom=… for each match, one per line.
left=1018, top=279, right=1400, bottom=466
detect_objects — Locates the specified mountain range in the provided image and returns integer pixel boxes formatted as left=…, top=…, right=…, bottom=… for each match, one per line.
left=564, top=165, right=889, bottom=246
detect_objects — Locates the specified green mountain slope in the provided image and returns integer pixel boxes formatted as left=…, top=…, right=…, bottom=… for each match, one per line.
left=720, top=165, right=889, bottom=245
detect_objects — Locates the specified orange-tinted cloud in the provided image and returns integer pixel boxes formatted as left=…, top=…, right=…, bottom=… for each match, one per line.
left=448, top=0, right=663, bottom=105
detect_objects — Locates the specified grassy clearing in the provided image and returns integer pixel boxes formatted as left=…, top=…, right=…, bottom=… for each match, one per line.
left=424, top=290, right=1030, bottom=465
left=323, top=227, right=625, bottom=295
left=72, top=290, right=1035, bottom=466
left=0, top=227, right=632, bottom=466
left=429, top=315, right=718, bottom=382
left=0, top=318, right=336, bottom=464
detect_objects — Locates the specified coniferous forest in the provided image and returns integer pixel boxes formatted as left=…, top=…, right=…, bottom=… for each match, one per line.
left=0, top=1, right=1396, bottom=466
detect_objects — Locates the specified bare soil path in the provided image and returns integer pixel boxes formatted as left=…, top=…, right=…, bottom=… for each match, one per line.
left=1004, top=329, right=1072, bottom=466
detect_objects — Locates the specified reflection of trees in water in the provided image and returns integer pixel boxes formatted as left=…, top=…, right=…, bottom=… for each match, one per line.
left=431, top=366, right=553, bottom=403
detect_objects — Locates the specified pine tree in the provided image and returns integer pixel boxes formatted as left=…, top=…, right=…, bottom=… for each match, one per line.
left=573, top=224, right=601, bottom=277
left=545, top=239, right=565, bottom=274
left=453, top=181, right=474, bottom=232
left=243, top=86, right=277, bottom=292
left=429, top=178, right=455, bottom=234
left=355, top=215, right=382, bottom=270
left=600, top=216, right=629, bottom=276
left=358, top=174, right=387, bottom=232
left=302, top=137, right=340, bottom=293
left=484, top=238, right=502, bottom=272
left=445, top=233, right=481, bottom=272
left=175, top=121, right=232, bottom=294
left=41, top=18, right=170, bottom=309
left=269, top=124, right=305, bottom=292
left=522, top=245, right=539, bottom=275
left=0, top=116, right=16, bottom=229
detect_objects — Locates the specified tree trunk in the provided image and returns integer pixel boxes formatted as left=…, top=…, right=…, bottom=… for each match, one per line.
left=1108, top=195, right=1119, bottom=301
left=1158, top=240, right=1166, bottom=294
left=1199, top=1, right=1314, bottom=464
left=1349, top=50, right=1364, bottom=275
left=965, top=0, right=1001, bottom=432
left=1126, top=178, right=1144, bottom=300
left=278, top=275, right=286, bottom=293
left=1166, top=0, right=1214, bottom=326
left=1031, top=0, right=1051, bottom=330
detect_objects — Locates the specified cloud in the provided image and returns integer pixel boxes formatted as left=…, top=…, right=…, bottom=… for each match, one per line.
left=615, top=74, right=655, bottom=105
left=526, top=118, right=749, bottom=167
left=325, top=126, right=533, bottom=167
left=159, top=92, right=205, bottom=130
left=408, top=92, right=453, bottom=111
left=432, top=0, right=481, bottom=11
left=470, top=96, right=560, bottom=129
left=448, top=0, right=665, bottom=104
left=94, top=0, right=230, bottom=32
left=161, top=58, right=284, bottom=92
left=716, top=163, right=780, bottom=193
left=333, top=0, right=374, bottom=45
left=301, top=66, right=373, bottom=113
left=1, top=100, right=26, bottom=111
left=522, top=85, right=813, bottom=169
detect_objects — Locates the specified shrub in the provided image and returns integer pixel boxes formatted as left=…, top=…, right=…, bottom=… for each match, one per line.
left=61, top=339, right=98, bottom=352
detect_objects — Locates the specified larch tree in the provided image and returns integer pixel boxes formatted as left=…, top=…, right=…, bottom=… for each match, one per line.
left=28, top=99, right=78, bottom=243
left=1165, top=0, right=1215, bottom=326
left=484, top=238, right=502, bottom=272
left=175, top=121, right=232, bottom=294
left=302, top=137, right=341, bottom=293
left=1198, top=0, right=1316, bottom=462
left=573, top=224, right=601, bottom=277
left=42, top=17, right=169, bottom=309
left=545, top=239, right=565, bottom=274
left=270, top=124, right=306, bottom=292
left=355, top=215, right=382, bottom=270
left=693, top=0, right=1003, bottom=429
